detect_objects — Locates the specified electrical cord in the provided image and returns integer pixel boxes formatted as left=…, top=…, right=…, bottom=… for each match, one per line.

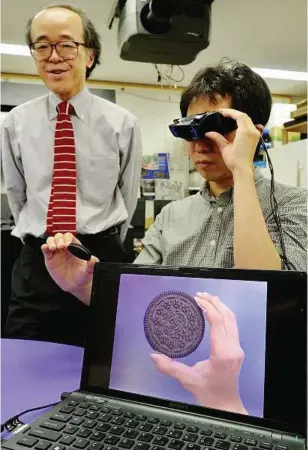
left=1, top=401, right=59, bottom=434
left=260, top=137, right=291, bottom=270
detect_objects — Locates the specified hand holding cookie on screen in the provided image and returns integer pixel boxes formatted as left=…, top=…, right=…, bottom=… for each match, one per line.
left=151, top=292, right=247, bottom=415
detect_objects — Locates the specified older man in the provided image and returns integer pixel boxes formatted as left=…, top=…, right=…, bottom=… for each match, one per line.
left=2, top=4, right=142, bottom=345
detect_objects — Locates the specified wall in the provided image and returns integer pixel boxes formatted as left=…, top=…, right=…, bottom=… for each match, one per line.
left=116, top=87, right=190, bottom=191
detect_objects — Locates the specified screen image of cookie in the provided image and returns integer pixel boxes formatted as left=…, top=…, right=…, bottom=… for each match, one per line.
left=144, top=290, right=205, bottom=358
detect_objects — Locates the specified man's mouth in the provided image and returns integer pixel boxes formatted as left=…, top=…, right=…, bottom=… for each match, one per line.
left=48, top=69, right=67, bottom=75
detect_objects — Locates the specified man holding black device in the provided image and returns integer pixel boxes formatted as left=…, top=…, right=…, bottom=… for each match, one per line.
left=1, top=5, right=142, bottom=345
left=41, top=59, right=307, bottom=309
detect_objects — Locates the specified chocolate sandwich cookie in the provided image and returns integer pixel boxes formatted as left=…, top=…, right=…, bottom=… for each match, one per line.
left=144, top=290, right=205, bottom=358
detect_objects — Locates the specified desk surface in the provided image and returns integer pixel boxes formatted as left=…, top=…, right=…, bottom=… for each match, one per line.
left=1, top=338, right=84, bottom=423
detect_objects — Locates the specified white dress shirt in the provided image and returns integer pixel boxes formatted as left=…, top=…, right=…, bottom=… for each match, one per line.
left=1, top=87, right=142, bottom=240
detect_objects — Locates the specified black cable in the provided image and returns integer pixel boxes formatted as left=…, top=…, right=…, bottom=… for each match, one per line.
left=1, top=401, right=59, bottom=434
left=260, top=137, right=291, bottom=270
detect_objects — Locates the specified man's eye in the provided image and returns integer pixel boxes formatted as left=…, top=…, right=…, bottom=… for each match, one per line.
left=36, top=44, right=49, bottom=50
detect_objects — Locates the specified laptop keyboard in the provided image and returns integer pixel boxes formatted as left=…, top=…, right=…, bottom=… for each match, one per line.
left=15, top=400, right=289, bottom=450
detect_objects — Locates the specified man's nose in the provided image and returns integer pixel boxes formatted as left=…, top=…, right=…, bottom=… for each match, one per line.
left=48, top=47, right=63, bottom=62
left=194, top=138, right=213, bottom=153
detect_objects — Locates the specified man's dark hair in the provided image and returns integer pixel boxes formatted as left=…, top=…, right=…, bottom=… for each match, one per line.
left=25, top=4, right=101, bottom=79
left=180, top=59, right=272, bottom=125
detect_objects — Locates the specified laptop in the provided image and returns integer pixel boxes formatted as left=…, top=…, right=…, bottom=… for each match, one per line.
left=3, top=264, right=307, bottom=450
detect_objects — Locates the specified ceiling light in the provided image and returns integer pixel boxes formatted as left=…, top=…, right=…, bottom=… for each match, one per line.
left=0, top=43, right=307, bottom=82
left=252, top=67, right=308, bottom=82
left=0, top=44, right=31, bottom=56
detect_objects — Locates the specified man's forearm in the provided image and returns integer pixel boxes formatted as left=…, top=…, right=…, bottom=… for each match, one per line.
left=233, top=167, right=281, bottom=270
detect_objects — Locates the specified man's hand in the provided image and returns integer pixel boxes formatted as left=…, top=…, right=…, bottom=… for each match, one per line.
left=41, top=233, right=99, bottom=305
left=205, top=109, right=262, bottom=174
left=151, top=292, right=247, bottom=415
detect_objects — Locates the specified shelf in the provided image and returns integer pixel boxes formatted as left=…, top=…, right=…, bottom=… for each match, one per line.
left=282, top=120, right=307, bottom=144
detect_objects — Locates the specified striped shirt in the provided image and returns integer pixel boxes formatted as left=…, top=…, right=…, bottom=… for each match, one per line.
left=135, top=170, right=307, bottom=271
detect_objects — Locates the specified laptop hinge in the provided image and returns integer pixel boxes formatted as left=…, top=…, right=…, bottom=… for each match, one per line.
left=63, top=390, right=108, bottom=404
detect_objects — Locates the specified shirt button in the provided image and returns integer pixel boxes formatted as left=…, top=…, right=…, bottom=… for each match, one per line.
left=210, top=240, right=216, bottom=246
left=80, top=115, right=84, bottom=120
left=217, top=207, right=223, bottom=213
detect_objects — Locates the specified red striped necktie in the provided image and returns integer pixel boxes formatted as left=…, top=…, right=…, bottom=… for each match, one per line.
left=46, top=101, right=77, bottom=235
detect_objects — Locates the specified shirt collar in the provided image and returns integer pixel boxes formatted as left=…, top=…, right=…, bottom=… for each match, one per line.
left=48, top=86, right=90, bottom=121
left=200, top=167, right=264, bottom=205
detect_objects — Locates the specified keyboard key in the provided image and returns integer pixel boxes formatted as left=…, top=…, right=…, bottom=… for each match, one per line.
left=89, top=444, right=104, bottom=450
left=110, top=426, right=125, bottom=435
left=199, top=437, right=214, bottom=446
left=50, top=445, right=66, bottom=450
left=260, top=444, right=272, bottom=450
left=169, top=439, right=185, bottom=450
left=124, top=429, right=138, bottom=439
left=124, top=412, right=135, bottom=418
left=126, top=420, right=139, bottom=429
left=86, top=411, right=99, bottom=420
left=168, top=430, right=183, bottom=439
left=112, top=409, right=123, bottom=416
left=215, top=432, right=227, bottom=440
left=90, top=431, right=106, bottom=442
left=71, top=417, right=84, bottom=426
left=74, top=409, right=87, bottom=417
left=77, top=428, right=92, bottom=438
left=106, top=447, right=118, bottom=450
left=153, top=426, right=168, bottom=436
left=275, top=447, right=288, bottom=450
left=83, top=420, right=97, bottom=429
left=80, top=402, right=91, bottom=409
left=200, top=429, right=212, bottom=436
left=89, top=405, right=100, bottom=411
left=60, top=435, right=76, bottom=445
left=160, top=420, right=172, bottom=427
left=230, top=437, right=242, bottom=443
left=139, top=423, right=153, bottom=432
left=18, top=437, right=39, bottom=448
left=147, top=417, right=159, bottom=424
left=99, top=414, right=111, bottom=423
left=153, top=436, right=168, bottom=446
left=234, top=444, right=248, bottom=450
left=29, top=429, right=61, bottom=442
left=60, top=406, right=75, bottom=414
left=152, top=446, right=164, bottom=450
left=138, top=433, right=153, bottom=443
left=216, top=441, right=231, bottom=449
left=96, top=423, right=111, bottom=432
left=41, top=421, right=65, bottom=432
left=101, top=407, right=111, bottom=413
left=73, top=438, right=90, bottom=449
left=174, top=423, right=186, bottom=431
left=183, top=433, right=198, bottom=443
left=105, top=435, right=120, bottom=445
left=51, top=413, right=71, bottom=423
left=35, top=441, right=52, bottom=450
left=68, top=400, right=79, bottom=407
left=136, top=415, right=147, bottom=421
left=135, top=443, right=150, bottom=450
left=245, top=440, right=258, bottom=447
left=186, top=444, right=200, bottom=450
left=63, top=424, right=78, bottom=435
left=111, top=417, right=126, bottom=425
left=119, top=438, right=135, bottom=449
left=187, top=427, right=199, bottom=433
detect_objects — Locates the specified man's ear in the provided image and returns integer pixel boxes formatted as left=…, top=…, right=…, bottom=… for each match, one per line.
left=255, top=124, right=264, bottom=136
left=87, top=49, right=95, bottom=69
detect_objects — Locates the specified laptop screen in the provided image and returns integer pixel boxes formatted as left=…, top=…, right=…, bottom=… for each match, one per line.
left=81, top=264, right=306, bottom=436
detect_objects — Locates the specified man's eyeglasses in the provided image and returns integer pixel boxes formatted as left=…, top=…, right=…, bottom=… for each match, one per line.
left=30, top=41, right=86, bottom=62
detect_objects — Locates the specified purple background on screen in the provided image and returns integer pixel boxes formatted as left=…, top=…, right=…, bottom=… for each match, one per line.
left=109, top=274, right=267, bottom=418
